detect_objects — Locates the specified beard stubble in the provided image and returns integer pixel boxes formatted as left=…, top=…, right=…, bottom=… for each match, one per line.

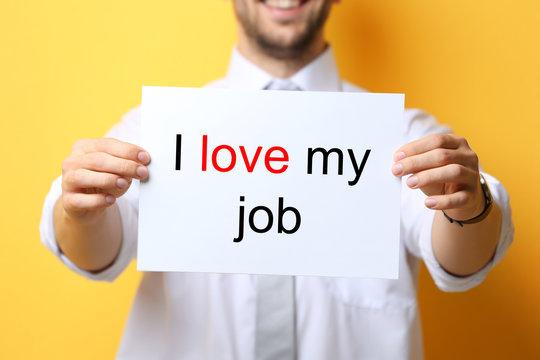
left=235, top=1, right=332, bottom=60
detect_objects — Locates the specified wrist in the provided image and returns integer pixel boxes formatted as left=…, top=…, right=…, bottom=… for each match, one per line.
left=443, top=174, right=493, bottom=227
left=58, top=195, right=108, bottom=226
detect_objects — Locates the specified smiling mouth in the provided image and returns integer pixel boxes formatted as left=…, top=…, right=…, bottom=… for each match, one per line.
left=262, top=0, right=309, bottom=10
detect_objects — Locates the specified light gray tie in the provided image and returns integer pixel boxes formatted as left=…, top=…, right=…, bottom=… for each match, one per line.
left=255, top=275, right=296, bottom=360
left=264, top=79, right=301, bottom=92
left=255, top=79, right=299, bottom=360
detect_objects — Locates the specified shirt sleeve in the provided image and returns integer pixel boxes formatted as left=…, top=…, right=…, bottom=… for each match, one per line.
left=401, top=109, right=514, bottom=292
left=39, top=107, right=142, bottom=282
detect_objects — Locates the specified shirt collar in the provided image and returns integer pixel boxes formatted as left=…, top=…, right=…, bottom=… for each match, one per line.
left=225, top=46, right=342, bottom=92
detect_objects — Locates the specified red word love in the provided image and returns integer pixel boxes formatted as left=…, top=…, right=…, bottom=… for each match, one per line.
left=200, top=135, right=289, bottom=174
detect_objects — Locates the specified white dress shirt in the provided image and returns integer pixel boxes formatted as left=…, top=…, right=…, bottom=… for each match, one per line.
left=40, top=47, right=514, bottom=360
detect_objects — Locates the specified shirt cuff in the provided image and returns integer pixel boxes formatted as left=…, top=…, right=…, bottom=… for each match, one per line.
left=39, top=176, right=138, bottom=282
left=419, top=172, right=514, bottom=292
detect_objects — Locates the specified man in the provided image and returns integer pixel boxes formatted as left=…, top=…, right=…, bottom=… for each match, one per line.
left=40, top=0, right=513, bottom=359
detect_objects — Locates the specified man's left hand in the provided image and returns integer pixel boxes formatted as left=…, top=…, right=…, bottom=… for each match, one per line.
left=392, top=133, right=484, bottom=221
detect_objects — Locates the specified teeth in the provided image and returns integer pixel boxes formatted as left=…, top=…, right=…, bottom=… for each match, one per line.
left=264, top=0, right=302, bottom=9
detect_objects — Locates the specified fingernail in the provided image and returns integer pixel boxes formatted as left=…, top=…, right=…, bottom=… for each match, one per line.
left=137, top=166, right=148, bottom=178
left=116, top=178, right=128, bottom=189
left=392, top=163, right=403, bottom=176
left=425, top=198, right=437, bottom=208
left=138, top=151, right=150, bottom=164
left=394, top=151, right=406, bottom=161
left=407, top=176, right=418, bottom=188
left=105, top=195, right=115, bottom=204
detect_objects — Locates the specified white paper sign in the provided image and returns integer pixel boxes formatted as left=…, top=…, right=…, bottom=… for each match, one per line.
left=139, top=87, right=403, bottom=279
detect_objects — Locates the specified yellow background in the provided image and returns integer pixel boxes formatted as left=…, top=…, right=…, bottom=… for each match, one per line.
left=1, top=0, right=538, bottom=358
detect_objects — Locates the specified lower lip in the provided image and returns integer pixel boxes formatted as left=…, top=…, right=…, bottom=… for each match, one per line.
left=262, top=1, right=309, bottom=19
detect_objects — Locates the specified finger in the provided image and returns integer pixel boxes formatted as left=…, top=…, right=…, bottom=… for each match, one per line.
left=64, top=169, right=132, bottom=194
left=424, top=191, right=470, bottom=211
left=62, top=192, right=116, bottom=213
left=79, top=152, right=149, bottom=179
left=405, top=164, right=477, bottom=189
left=72, top=138, right=150, bottom=165
left=392, top=148, right=470, bottom=176
left=394, top=134, right=464, bottom=160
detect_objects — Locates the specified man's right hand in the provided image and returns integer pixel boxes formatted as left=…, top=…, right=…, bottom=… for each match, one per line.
left=53, top=138, right=150, bottom=271
left=60, top=137, right=150, bottom=223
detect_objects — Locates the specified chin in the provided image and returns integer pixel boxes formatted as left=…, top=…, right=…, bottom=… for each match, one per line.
left=234, top=0, right=332, bottom=59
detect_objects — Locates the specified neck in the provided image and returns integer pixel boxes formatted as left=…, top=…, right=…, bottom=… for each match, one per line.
left=237, top=30, right=327, bottom=79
